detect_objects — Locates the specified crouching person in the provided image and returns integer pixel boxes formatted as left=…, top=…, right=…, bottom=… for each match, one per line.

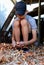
left=12, top=1, right=38, bottom=48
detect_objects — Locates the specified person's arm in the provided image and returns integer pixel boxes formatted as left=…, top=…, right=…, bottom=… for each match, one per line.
left=28, top=29, right=37, bottom=44
left=12, top=29, right=16, bottom=47
left=20, top=29, right=37, bottom=46
left=18, top=16, right=37, bottom=46
left=26, top=15, right=37, bottom=45
left=12, top=30, right=15, bottom=43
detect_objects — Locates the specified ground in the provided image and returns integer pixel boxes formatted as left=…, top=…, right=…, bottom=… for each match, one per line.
left=0, top=43, right=44, bottom=65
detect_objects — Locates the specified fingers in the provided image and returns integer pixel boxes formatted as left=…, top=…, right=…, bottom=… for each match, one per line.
left=16, top=42, right=24, bottom=48
left=12, top=41, right=28, bottom=48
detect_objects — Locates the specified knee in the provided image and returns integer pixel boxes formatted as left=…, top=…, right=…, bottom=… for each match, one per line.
left=14, top=21, right=19, bottom=27
left=21, top=19, right=28, bottom=27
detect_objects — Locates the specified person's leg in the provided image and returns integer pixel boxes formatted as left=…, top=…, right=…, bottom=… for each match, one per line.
left=28, top=22, right=32, bottom=33
left=21, top=19, right=29, bottom=41
left=14, top=20, right=20, bottom=42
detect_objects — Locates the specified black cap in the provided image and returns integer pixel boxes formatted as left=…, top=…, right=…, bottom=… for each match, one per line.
left=15, top=1, right=26, bottom=15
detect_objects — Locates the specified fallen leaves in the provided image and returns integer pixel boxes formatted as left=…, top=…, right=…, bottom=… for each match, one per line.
left=16, top=61, right=22, bottom=65
left=0, top=43, right=44, bottom=65
left=25, top=51, right=34, bottom=57
left=39, top=61, right=44, bottom=65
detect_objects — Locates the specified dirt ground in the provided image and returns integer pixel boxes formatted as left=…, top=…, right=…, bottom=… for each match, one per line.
left=0, top=43, right=44, bottom=65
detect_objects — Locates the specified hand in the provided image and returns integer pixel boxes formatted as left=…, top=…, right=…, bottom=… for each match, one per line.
left=20, top=41, right=24, bottom=47
left=20, top=41, right=29, bottom=46
left=20, top=41, right=29, bottom=48
left=16, top=41, right=24, bottom=48
left=16, top=42, right=21, bottom=48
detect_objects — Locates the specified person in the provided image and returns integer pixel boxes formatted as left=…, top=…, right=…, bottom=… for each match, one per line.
left=12, top=1, right=38, bottom=48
